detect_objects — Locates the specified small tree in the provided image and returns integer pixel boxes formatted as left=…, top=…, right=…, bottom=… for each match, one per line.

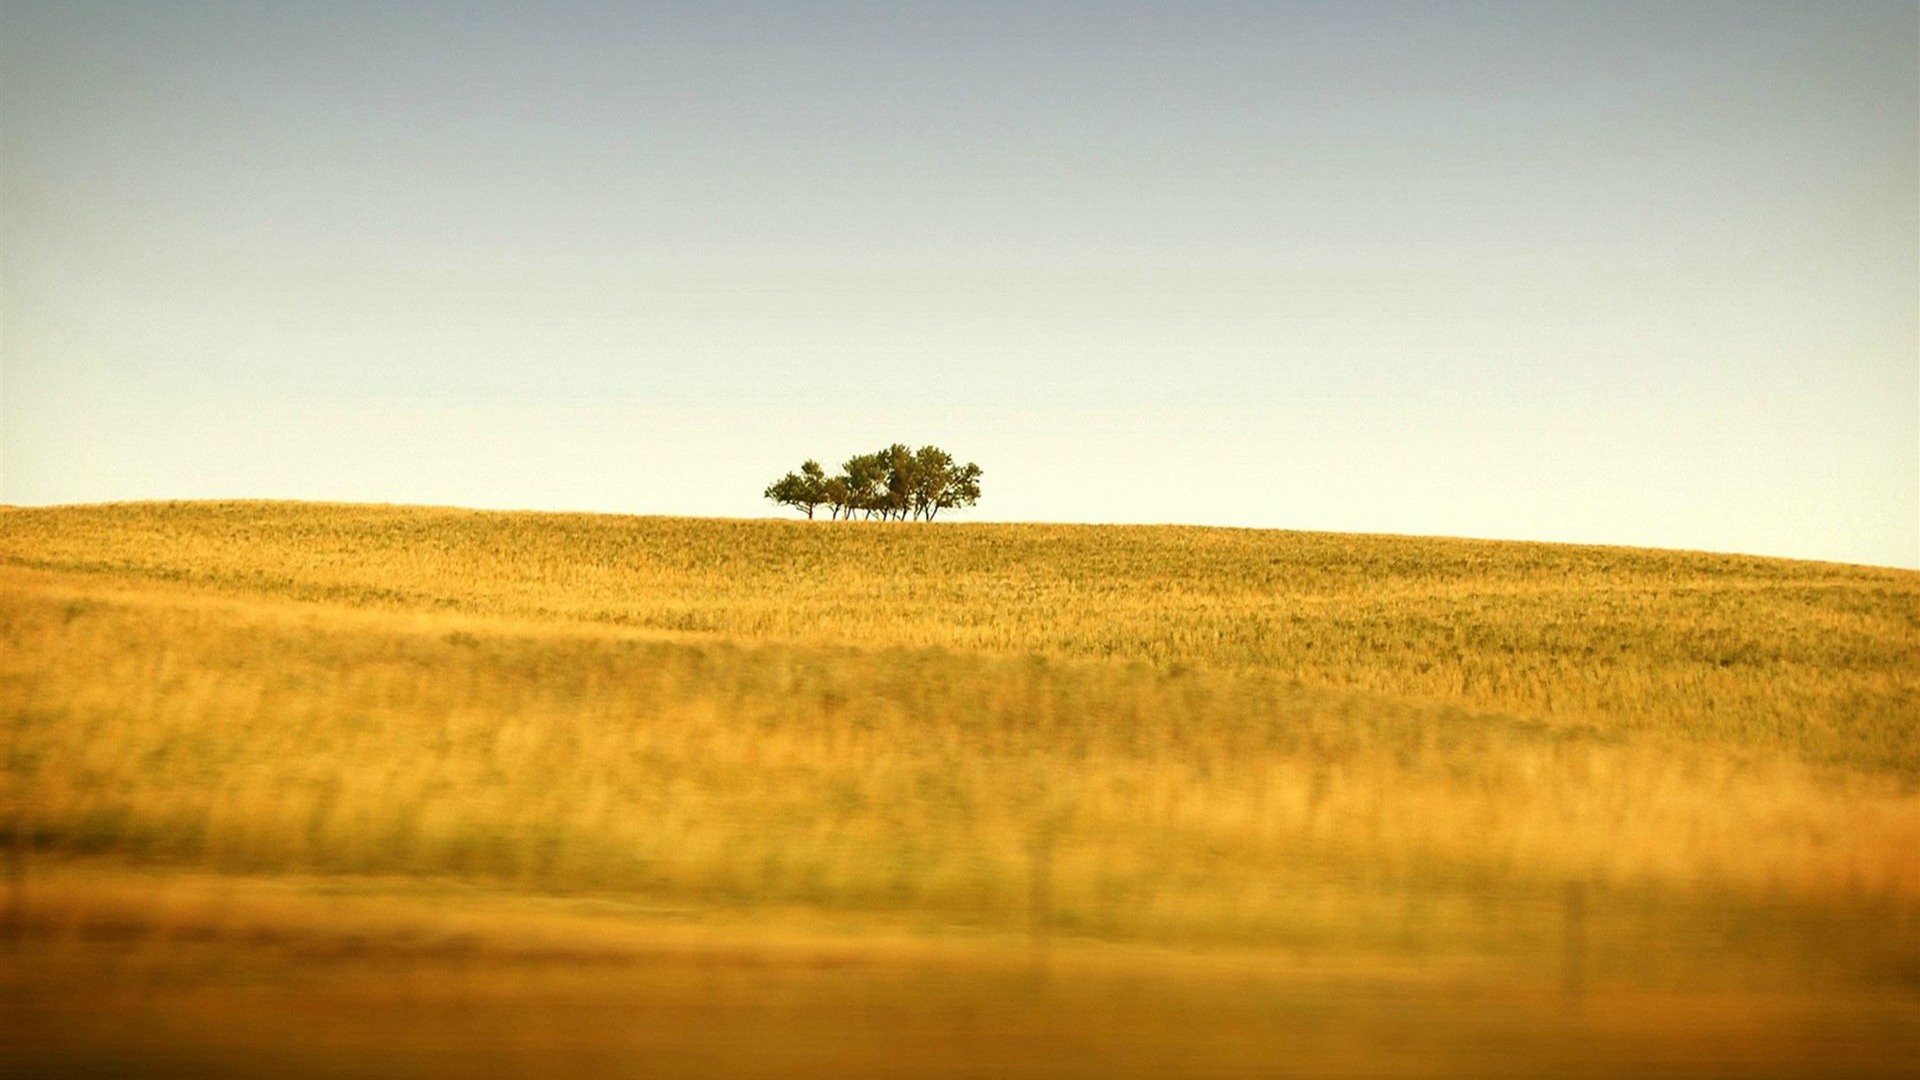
left=880, top=443, right=919, bottom=521
left=840, top=452, right=889, bottom=519
left=929, top=460, right=982, bottom=520
left=763, top=459, right=828, bottom=519
left=821, top=474, right=852, bottom=520
left=909, top=445, right=954, bottom=520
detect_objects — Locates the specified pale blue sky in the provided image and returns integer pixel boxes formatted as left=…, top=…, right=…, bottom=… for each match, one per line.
left=3, top=1, right=1915, bottom=566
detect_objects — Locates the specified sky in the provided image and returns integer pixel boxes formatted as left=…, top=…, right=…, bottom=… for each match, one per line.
left=2, top=1, right=1915, bottom=567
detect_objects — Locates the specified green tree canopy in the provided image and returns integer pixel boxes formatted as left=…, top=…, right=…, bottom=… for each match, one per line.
left=765, top=446, right=982, bottom=521
left=762, top=459, right=828, bottom=519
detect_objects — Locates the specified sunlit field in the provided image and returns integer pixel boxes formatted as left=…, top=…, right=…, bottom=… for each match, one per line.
left=4, top=501, right=1917, bottom=1077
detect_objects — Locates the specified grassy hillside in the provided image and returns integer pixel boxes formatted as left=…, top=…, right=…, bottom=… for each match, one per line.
left=9, top=500, right=1916, bottom=767
left=3, top=501, right=1917, bottom=1077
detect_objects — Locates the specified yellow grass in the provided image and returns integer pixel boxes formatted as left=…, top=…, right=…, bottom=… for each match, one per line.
left=3, top=500, right=1917, bottom=1077
left=8, top=500, right=1916, bottom=769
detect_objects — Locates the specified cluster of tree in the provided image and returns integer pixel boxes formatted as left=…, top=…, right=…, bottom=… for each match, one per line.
left=765, top=444, right=983, bottom=521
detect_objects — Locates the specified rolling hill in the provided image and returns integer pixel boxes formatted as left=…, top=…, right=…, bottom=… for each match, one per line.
left=3, top=501, right=1916, bottom=1077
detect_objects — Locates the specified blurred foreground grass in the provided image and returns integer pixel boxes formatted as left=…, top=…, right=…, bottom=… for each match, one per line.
left=2, top=502, right=1917, bottom=1077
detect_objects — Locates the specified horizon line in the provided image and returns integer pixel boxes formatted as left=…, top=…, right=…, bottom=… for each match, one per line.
left=7, top=496, right=1915, bottom=573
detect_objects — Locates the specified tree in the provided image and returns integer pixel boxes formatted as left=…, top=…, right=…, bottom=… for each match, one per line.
left=909, top=445, right=955, bottom=520
left=763, top=459, right=828, bottom=519
left=880, top=443, right=919, bottom=520
left=840, top=452, right=889, bottom=519
left=929, top=460, right=982, bottom=520
left=821, top=475, right=852, bottom=520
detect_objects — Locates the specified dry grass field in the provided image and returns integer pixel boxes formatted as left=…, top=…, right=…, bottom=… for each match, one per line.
left=3, top=500, right=1917, bottom=1077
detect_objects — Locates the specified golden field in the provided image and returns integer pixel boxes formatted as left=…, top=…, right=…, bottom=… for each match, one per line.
left=2, top=500, right=1917, bottom=1077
